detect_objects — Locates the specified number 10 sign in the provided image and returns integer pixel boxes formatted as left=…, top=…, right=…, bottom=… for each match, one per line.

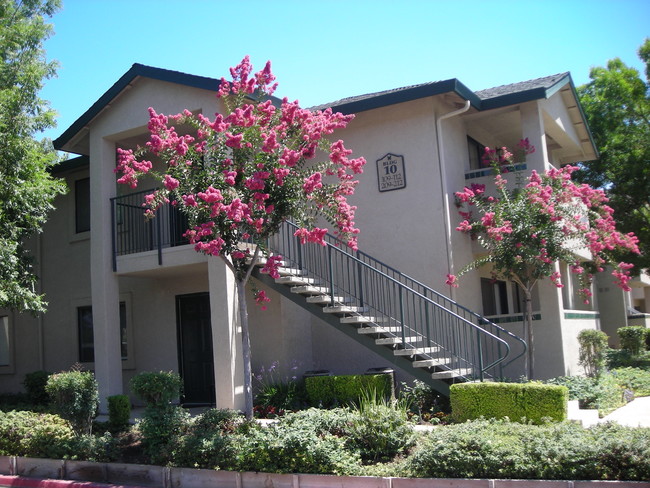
left=376, top=153, right=406, bottom=192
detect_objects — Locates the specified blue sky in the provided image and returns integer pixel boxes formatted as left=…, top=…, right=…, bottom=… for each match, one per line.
left=40, top=0, right=649, bottom=145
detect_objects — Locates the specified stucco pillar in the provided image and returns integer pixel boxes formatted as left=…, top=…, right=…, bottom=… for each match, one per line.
left=90, top=137, right=123, bottom=412
left=519, top=101, right=549, bottom=171
left=208, top=257, right=245, bottom=411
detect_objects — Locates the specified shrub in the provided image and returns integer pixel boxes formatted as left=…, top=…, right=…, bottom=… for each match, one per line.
left=399, top=380, right=450, bottom=421
left=546, top=374, right=624, bottom=416
left=137, top=404, right=190, bottom=465
left=578, top=329, right=609, bottom=377
left=348, top=389, right=415, bottom=463
left=107, top=394, right=131, bottom=431
left=23, top=370, right=51, bottom=405
left=172, top=409, right=249, bottom=469
left=235, top=409, right=361, bottom=475
left=130, top=371, right=182, bottom=406
left=0, top=410, right=74, bottom=458
left=450, top=382, right=567, bottom=424
left=618, top=326, right=647, bottom=356
left=304, top=373, right=391, bottom=407
left=45, top=370, right=99, bottom=435
left=606, top=348, right=650, bottom=369
left=405, top=418, right=650, bottom=481
left=610, top=367, right=650, bottom=397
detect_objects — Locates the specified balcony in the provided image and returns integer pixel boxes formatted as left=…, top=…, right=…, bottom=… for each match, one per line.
left=110, top=189, right=189, bottom=272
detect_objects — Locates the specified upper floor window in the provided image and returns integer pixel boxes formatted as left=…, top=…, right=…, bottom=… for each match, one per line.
left=75, top=177, right=90, bottom=233
left=467, top=137, right=485, bottom=171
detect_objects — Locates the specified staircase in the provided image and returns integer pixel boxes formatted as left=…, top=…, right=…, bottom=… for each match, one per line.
left=251, top=221, right=527, bottom=396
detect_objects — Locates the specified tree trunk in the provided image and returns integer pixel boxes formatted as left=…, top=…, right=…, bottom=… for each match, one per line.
left=236, top=280, right=254, bottom=419
left=524, top=289, right=534, bottom=379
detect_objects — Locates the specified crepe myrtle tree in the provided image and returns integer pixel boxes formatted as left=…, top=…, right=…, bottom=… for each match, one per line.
left=115, top=56, right=366, bottom=418
left=448, top=140, right=639, bottom=378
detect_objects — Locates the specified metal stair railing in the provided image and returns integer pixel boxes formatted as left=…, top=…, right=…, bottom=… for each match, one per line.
left=267, top=221, right=527, bottom=381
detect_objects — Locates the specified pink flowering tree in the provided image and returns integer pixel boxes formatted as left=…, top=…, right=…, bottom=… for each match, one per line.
left=115, top=56, right=365, bottom=417
left=450, top=140, right=639, bottom=378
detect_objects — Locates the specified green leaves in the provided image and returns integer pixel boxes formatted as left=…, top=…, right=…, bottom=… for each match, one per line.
left=0, top=0, right=66, bottom=313
left=576, top=39, right=650, bottom=271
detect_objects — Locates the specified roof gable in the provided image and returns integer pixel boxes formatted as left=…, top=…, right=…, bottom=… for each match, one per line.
left=54, top=64, right=225, bottom=152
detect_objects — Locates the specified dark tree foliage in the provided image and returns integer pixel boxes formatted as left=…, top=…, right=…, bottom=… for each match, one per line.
left=0, top=0, right=66, bottom=312
left=576, top=39, right=650, bottom=272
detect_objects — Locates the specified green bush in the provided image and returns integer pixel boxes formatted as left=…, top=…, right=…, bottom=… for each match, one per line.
left=618, top=326, right=648, bottom=356
left=606, top=348, right=650, bottom=369
left=610, top=367, right=650, bottom=397
left=450, top=382, right=567, bottom=424
left=348, top=389, right=415, bottom=463
left=130, top=371, right=182, bottom=406
left=405, top=418, right=650, bottom=481
left=578, top=329, right=609, bottom=377
left=137, top=404, right=190, bottom=465
left=0, top=410, right=74, bottom=458
left=172, top=409, right=250, bottom=469
left=235, top=409, right=361, bottom=474
left=305, top=373, right=391, bottom=407
left=546, top=374, right=623, bottom=416
left=107, top=394, right=131, bottom=431
left=45, top=370, right=99, bottom=435
left=23, top=370, right=51, bottom=405
left=399, top=380, right=450, bottom=421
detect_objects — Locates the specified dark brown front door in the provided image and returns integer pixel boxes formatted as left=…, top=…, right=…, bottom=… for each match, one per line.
left=176, top=293, right=215, bottom=405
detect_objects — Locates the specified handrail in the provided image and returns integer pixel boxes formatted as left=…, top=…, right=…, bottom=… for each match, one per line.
left=267, top=220, right=526, bottom=380
left=110, top=190, right=527, bottom=379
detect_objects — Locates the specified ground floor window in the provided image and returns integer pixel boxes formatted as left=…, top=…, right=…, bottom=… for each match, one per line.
left=481, top=278, right=540, bottom=317
left=78, top=302, right=128, bottom=363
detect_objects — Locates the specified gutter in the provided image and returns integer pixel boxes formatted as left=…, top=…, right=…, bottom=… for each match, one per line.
left=436, top=100, right=471, bottom=299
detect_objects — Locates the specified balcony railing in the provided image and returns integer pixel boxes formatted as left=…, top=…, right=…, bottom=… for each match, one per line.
left=110, top=189, right=188, bottom=271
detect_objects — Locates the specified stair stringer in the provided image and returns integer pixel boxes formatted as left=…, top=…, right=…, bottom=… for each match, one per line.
left=251, top=269, right=451, bottom=396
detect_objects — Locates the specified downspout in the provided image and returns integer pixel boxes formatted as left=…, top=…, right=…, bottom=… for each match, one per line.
left=436, top=99, right=471, bottom=300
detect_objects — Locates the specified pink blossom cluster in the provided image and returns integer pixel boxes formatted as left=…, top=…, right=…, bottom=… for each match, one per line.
left=452, top=141, right=639, bottom=301
left=115, top=56, right=366, bottom=288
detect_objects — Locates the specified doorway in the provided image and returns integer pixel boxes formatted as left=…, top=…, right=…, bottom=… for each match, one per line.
left=176, top=292, right=215, bottom=405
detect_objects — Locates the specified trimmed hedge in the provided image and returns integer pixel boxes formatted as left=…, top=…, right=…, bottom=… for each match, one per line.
left=305, top=374, right=392, bottom=407
left=450, top=382, right=568, bottom=424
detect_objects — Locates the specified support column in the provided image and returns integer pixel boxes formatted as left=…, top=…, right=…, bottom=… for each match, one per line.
left=520, top=101, right=549, bottom=171
left=90, top=137, right=123, bottom=412
left=208, top=257, right=245, bottom=411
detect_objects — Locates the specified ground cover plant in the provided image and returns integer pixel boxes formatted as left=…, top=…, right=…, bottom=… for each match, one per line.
left=2, top=369, right=650, bottom=480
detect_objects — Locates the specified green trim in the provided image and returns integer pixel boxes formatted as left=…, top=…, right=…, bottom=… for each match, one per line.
left=50, top=155, right=89, bottom=175
left=485, top=313, right=541, bottom=324
left=54, top=64, right=281, bottom=152
left=564, top=312, right=600, bottom=320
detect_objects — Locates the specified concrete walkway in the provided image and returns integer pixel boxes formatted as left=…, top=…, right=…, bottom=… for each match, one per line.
left=601, top=395, right=650, bottom=427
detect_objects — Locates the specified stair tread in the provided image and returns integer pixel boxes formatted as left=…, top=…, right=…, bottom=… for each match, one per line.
left=375, top=336, right=424, bottom=345
left=306, top=295, right=348, bottom=304
left=430, top=368, right=473, bottom=379
left=323, top=305, right=366, bottom=314
left=291, top=285, right=331, bottom=295
left=357, top=326, right=402, bottom=334
left=340, top=316, right=387, bottom=324
left=393, top=347, right=440, bottom=356
left=412, top=358, right=451, bottom=368
left=276, top=276, right=319, bottom=285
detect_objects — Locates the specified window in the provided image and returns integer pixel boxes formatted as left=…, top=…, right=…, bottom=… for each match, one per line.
left=0, top=316, right=10, bottom=367
left=75, top=177, right=90, bottom=233
left=467, top=137, right=485, bottom=171
left=512, top=283, right=540, bottom=314
left=481, top=278, right=509, bottom=316
left=77, top=302, right=128, bottom=363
